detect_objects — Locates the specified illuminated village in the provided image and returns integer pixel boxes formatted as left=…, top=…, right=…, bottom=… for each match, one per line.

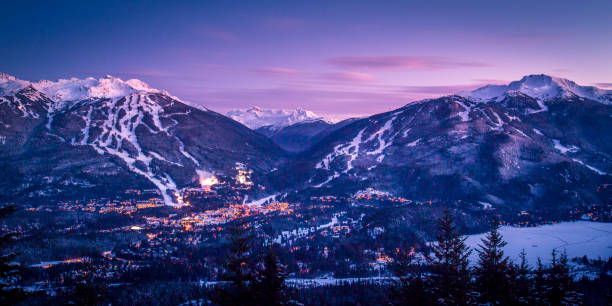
left=9, top=160, right=609, bottom=298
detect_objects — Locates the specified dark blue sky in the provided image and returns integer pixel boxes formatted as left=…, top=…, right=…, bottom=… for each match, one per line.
left=2, top=0, right=611, bottom=118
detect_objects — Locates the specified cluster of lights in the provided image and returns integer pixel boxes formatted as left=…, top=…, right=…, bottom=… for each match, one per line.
left=199, top=175, right=219, bottom=191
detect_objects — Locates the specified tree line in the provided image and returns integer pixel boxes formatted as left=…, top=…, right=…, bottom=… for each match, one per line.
left=211, top=211, right=588, bottom=305
left=1, top=207, right=610, bottom=305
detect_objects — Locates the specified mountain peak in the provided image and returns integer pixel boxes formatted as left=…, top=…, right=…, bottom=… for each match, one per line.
left=33, top=75, right=161, bottom=102
left=227, top=107, right=324, bottom=129
left=0, top=72, right=17, bottom=81
left=461, top=74, right=612, bottom=104
left=0, top=73, right=163, bottom=102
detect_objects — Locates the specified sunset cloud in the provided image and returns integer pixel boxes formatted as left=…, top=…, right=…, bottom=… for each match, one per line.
left=250, top=67, right=301, bottom=77
left=326, top=56, right=492, bottom=70
left=322, top=72, right=376, bottom=83
left=402, top=84, right=483, bottom=95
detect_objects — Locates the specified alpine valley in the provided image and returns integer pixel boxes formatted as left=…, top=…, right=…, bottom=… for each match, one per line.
left=2, top=73, right=611, bottom=302
left=2, top=72, right=611, bottom=213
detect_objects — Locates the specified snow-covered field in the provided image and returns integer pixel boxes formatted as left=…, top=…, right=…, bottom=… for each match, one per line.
left=465, top=221, right=612, bottom=265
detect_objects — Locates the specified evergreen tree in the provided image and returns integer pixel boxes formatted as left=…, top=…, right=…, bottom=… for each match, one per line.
left=548, top=250, right=581, bottom=305
left=65, top=258, right=108, bottom=305
left=473, top=220, right=513, bottom=305
left=426, top=210, right=473, bottom=305
left=389, top=248, right=432, bottom=305
left=0, top=205, right=27, bottom=304
left=512, top=249, right=533, bottom=305
left=213, top=221, right=257, bottom=306
left=253, top=247, right=288, bottom=305
left=533, top=258, right=549, bottom=305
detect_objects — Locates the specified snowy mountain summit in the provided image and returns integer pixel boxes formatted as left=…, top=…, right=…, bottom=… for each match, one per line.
left=0, top=73, right=162, bottom=102
left=1, top=73, right=284, bottom=207
left=227, top=106, right=324, bottom=130
left=461, top=74, right=612, bottom=104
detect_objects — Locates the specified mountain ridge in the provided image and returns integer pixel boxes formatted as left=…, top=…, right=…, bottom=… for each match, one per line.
left=2, top=73, right=610, bottom=211
left=275, top=75, right=611, bottom=211
left=227, top=106, right=325, bottom=130
left=459, top=74, right=612, bottom=104
left=0, top=74, right=286, bottom=206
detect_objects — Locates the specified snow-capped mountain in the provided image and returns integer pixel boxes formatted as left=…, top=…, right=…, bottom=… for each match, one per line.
left=3, top=72, right=610, bottom=211
left=460, top=74, right=612, bottom=104
left=0, top=73, right=286, bottom=206
left=227, top=107, right=324, bottom=130
left=278, top=75, right=611, bottom=210
left=1, top=72, right=161, bottom=102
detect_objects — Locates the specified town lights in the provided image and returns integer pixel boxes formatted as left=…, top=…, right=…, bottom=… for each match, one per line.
left=199, top=175, right=219, bottom=191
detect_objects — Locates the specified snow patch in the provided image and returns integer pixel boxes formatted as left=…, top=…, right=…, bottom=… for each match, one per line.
left=465, top=221, right=612, bottom=264
left=552, top=139, right=580, bottom=154
left=406, top=138, right=421, bottom=147
left=243, top=194, right=279, bottom=207
left=532, top=128, right=544, bottom=136
left=571, top=158, right=607, bottom=175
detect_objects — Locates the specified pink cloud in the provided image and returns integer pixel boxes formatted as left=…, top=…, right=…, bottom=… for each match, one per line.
left=403, top=80, right=510, bottom=95
left=402, top=85, right=480, bottom=95
left=250, top=67, right=301, bottom=77
left=326, top=56, right=492, bottom=70
left=594, top=82, right=612, bottom=88
left=322, top=72, right=376, bottom=83
left=472, top=79, right=509, bottom=85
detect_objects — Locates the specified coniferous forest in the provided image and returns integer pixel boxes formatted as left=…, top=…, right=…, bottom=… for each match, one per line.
left=3, top=207, right=611, bottom=305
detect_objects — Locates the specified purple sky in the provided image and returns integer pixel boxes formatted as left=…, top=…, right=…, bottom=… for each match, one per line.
left=2, top=0, right=611, bottom=119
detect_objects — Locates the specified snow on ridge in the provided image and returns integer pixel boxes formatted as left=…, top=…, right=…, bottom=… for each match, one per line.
left=2, top=72, right=212, bottom=116
left=459, top=74, right=612, bottom=104
left=32, top=75, right=161, bottom=102
left=227, top=106, right=325, bottom=129
left=552, top=139, right=579, bottom=154
left=0, top=73, right=31, bottom=96
left=0, top=73, right=165, bottom=102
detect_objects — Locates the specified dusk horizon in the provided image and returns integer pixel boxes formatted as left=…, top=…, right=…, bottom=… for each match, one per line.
left=1, top=1, right=611, bottom=305
left=3, top=0, right=612, bottom=118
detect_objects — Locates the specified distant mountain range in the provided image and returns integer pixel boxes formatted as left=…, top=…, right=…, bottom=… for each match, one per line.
left=227, top=106, right=361, bottom=153
left=1, top=73, right=610, bottom=211
left=227, top=106, right=324, bottom=130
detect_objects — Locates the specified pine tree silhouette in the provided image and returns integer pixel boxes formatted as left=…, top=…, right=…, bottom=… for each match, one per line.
left=548, top=250, right=581, bottom=305
left=426, top=210, right=473, bottom=305
left=389, top=248, right=432, bottom=305
left=253, top=247, right=288, bottom=305
left=533, top=257, right=549, bottom=305
left=512, top=249, right=533, bottom=305
left=0, top=205, right=27, bottom=304
left=213, top=221, right=257, bottom=306
left=473, top=220, right=513, bottom=305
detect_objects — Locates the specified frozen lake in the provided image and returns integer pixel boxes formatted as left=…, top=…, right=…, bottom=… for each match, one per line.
left=465, top=221, right=612, bottom=265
